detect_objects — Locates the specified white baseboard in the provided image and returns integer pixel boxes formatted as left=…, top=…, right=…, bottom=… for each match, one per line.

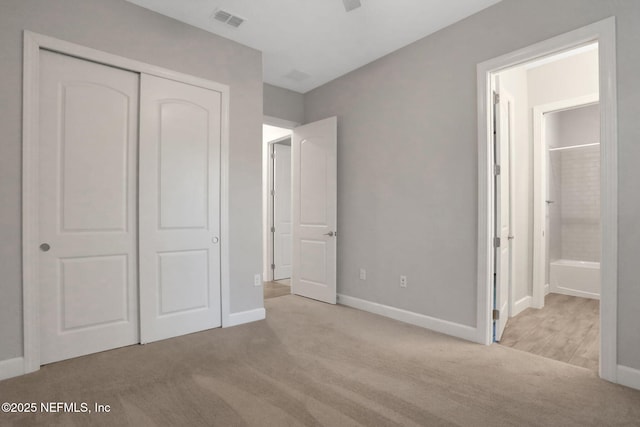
left=617, top=365, right=640, bottom=391
left=511, top=296, right=531, bottom=317
left=0, top=357, right=24, bottom=381
left=225, top=308, right=266, bottom=327
left=544, top=283, right=550, bottom=295
left=337, top=294, right=479, bottom=342
left=550, top=286, right=600, bottom=300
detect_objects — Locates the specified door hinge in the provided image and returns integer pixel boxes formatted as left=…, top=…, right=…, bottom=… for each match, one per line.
left=493, top=309, right=500, bottom=320
left=494, top=164, right=501, bottom=175
left=270, top=189, right=275, bottom=196
left=494, top=237, right=501, bottom=248
left=271, top=263, right=275, bottom=270
left=493, top=92, right=500, bottom=105
left=271, top=152, right=275, bottom=159
left=271, top=226, right=275, bottom=233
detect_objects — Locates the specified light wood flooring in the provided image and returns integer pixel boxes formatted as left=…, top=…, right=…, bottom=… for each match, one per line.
left=264, top=279, right=291, bottom=299
left=499, top=293, right=599, bottom=371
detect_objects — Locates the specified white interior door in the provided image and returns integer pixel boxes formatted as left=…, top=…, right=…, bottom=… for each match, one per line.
left=494, top=79, right=513, bottom=341
left=291, top=117, right=337, bottom=304
left=139, top=74, right=222, bottom=343
left=39, top=50, right=140, bottom=364
left=273, top=143, right=292, bottom=280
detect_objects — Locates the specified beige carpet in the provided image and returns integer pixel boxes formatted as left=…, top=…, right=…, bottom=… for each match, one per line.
left=264, top=280, right=291, bottom=299
left=1, top=295, right=639, bottom=426
left=500, top=293, right=599, bottom=370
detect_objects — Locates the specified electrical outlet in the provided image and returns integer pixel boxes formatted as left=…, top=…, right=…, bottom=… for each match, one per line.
left=359, top=268, right=366, bottom=280
left=254, top=273, right=262, bottom=287
left=400, top=275, right=407, bottom=288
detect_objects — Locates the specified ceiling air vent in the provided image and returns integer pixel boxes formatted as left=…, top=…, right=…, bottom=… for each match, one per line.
left=211, top=8, right=245, bottom=28
left=342, top=0, right=362, bottom=12
left=284, top=69, right=311, bottom=82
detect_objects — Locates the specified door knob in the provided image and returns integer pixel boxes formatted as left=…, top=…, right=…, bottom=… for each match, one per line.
left=508, top=235, right=515, bottom=240
left=40, top=243, right=51, bottom=252
left=324, top=231, right=336, bottom=237
left=212, top=236, right=219, bottom=244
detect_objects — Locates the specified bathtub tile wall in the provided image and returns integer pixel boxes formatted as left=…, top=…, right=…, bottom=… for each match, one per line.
left=548, top=151, right=562, bottom=263
left=559, top=145, right=601, bottom=262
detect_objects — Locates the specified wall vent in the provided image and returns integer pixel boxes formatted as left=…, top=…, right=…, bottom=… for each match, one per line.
left=211, top=8, right=245, bottom=28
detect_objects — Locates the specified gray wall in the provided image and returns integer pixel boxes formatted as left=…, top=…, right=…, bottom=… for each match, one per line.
left=304, top=0, right=640, bottom=369
left=263, top=83, right=304, bottom=124
left=0, top=0, right=264, bottom=361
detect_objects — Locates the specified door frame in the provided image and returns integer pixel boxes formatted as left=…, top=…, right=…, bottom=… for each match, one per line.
left=262, top=116, right=298, bottom=282
left=267, top=135, right=293, bottom=282
left=531, top=94, right=599, bottom=309
left=476, top=17, right=617, bottom=382
left=22, top=31, right=231, bottom=373
left=502, top=89, right=517, bottom=320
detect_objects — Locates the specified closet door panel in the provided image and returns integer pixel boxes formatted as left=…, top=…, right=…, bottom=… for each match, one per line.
left=38, top=50, right=139, bottom=364
left=139, top=74, right=222, bottom=343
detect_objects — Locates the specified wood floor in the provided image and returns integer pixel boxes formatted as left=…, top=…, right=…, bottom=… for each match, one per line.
left=499, top=293, right=599, bottom=371
left=264, top=279, right=291, bottom=299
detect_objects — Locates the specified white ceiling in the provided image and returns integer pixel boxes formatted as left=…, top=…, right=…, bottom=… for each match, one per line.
left=126, top=0, right=502, bottom=93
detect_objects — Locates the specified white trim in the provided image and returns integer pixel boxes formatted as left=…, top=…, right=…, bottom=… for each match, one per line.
left=264, top=136, right=293, bottom=281
left=27, top=32, right=229, bottom=92
left=598, top=17, right=619, bottom=384
left=338, top=294, right=479, bottom=343
left=220, top=83, right=232, bottom=328
left=550, top=287, right=599, bottom=300
left=544, top=283, right=550, bottom=295
left=617, top=365, right=640, bottom=391
left=263, top=115, right=299, bottom=130
left=263, top=138, right=274, bottom=281
left=511, top=295, right=531, bottom=317
left=532, top=94, right=599, bottom=310
left=22, top=31, right=232, bottom=366
left=476, top=18, right=618, bottom=382
left=548, top=142, right=600, bottom=152
left=22, top=31, right=41, bottom=374
left=225, top=308, right=266, bottom=327
left=501, top=87, right=517, bottom=321
left=0, top=357, right=25, bottom=381
left=261, top=117, right=298, bottom=282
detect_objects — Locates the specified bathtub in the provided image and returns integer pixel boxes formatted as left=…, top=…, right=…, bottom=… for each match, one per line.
left=549, top=259, right=600, bottom=300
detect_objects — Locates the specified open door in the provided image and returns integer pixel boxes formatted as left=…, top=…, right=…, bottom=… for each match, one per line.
left=273, top=142, right=292, bottom=280
left=493, top=79, right=513, bottom=341
left=291, top=117, right=337, bottom=304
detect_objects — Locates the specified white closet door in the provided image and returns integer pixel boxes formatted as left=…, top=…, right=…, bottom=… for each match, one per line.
left=139, top=74, right=222, bottom=343
left=39, top=50, right=140, bottom=364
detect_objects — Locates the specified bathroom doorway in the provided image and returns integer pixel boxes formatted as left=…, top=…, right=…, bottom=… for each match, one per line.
left=489, top=42, right=603, bottom=371
left=263, top=123, right=293, bottom=299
